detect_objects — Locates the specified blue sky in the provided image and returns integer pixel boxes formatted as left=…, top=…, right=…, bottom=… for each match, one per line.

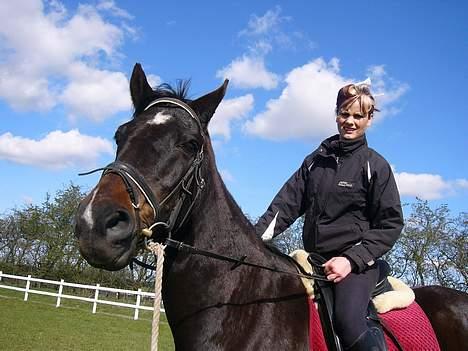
left=0, top=0, right=466, bottom=219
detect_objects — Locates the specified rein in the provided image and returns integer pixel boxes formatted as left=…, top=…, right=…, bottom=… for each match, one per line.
left=163, top=238, right=329, bottom=281
left=133, top=236, right=329, bottom=281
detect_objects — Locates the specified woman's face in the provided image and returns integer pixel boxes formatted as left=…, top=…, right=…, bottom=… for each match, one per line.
left=336, top=100, right=372, bottom=140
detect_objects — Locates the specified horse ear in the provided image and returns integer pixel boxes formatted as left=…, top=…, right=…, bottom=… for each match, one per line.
left=190, top=79, right=229, bottom=128
left=130, top=63, right=154, bottom=110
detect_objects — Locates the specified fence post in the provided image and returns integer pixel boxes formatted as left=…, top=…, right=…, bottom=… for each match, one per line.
left=0, top=270, right=2, bottom=282
left=134, top=288, right=142, bottom=320
left=56, top=279, right=64, bottom=307
left=92, top=284, right=100, bottom=314
left=24, top=275, right=31, bottom=301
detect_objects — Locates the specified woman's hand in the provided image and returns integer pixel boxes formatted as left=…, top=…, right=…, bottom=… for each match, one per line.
left=323, top=256, right=352, bottom=283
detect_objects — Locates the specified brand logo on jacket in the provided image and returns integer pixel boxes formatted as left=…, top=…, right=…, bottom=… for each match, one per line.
left=337, top=181, right=353, bottom=188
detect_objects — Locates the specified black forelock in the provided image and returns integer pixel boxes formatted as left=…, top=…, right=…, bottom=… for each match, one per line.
left=133, top=79, right=192, bottom=116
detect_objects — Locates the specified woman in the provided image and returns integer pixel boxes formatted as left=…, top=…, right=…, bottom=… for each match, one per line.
left=255, top=82, right=403, bottom=350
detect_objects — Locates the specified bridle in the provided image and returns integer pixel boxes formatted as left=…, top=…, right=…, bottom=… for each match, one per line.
left=79, top=97, right=328, bottom=281
left=79, top=97, right=206, bottom=244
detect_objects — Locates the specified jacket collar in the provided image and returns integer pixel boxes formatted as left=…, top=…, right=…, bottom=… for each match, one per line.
left=320, top=134, right=367, bottom=157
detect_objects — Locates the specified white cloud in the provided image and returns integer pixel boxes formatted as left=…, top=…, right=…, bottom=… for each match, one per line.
left=147, top=74, right=163, bottom=88
left=61, top=63, right=131, bottom=122
left=0, top=0, right=135, bottom=120
left=395, top=172, right=451, bottom=200
left=244, top=57, right=409, bottom=141
left=240, top=6, right=285, bottom=37
left=244, top=57, right=345, bottom=140
left=0, top=130, right=113, bottom=169
left=216, top=56, right=279, bottom=90
left=455, top=179, right=468, bottom=189
left=239, top=6, right=313, bottom=56
left=367, top=65, right=409, bottom=118
left=96, top=0, right=134, bottom=20
left=210, top=94, right=254, bottom=139
left=217, top=6, right=316, bottom=93
left=0, top=72, right=57, bottom=111
left=394, top=171, right=468, bottom=200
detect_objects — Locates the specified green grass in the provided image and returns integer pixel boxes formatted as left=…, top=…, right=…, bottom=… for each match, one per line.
left=0, top=288, right=175, bottom=350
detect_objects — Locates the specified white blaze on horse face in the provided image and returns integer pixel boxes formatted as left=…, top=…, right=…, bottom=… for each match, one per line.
left=82, top=187, right=98, bottom=229
left=148, top=112, right=173, bottom=125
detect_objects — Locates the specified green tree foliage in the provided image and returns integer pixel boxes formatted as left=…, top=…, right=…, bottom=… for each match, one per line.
left=253, top=201, right=466, bottom=292
left=1, top=186, right=466, bottom=292
left=272, top=216, right=304, bottom=254
left=0, top=183, right=152, bottom=290
left=386, top=199, right=467, bottom=291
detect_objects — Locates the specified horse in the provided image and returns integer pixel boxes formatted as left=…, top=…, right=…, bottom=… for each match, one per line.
left=74, top=63, right=468, bottom=350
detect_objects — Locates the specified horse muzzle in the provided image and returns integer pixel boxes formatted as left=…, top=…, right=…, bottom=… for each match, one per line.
left=74, top=195, right=139, bottom=270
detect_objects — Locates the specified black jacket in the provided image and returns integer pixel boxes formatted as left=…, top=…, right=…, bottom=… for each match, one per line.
left=255, top=134, right=403, bottom=272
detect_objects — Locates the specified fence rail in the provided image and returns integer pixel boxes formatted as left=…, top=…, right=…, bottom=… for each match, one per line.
left=0, top=271, right=162, bottom=320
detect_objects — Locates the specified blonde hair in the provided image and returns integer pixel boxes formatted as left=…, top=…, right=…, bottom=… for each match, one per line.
left=335, top=84, right=379, bottom=118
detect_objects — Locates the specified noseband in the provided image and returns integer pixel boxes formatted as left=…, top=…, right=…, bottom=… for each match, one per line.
left=79, top=98, right=205, bottom=242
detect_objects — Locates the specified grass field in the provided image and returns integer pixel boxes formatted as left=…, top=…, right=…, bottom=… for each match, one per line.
left=0, top=288, right=175, bottom=350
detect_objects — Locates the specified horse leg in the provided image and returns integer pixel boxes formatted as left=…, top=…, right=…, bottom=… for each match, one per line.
left=414, top=286, right=468, bottom=351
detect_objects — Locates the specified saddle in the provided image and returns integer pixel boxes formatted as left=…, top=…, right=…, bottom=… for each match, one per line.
left=307, top=253, right=392, bottom=351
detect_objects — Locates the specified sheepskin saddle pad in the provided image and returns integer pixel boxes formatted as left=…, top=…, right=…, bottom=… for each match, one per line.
left=290, top=250, right=441, bottom=351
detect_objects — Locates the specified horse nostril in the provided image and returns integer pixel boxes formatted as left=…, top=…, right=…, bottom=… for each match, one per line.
left=104, top=210, right=133, bottom=241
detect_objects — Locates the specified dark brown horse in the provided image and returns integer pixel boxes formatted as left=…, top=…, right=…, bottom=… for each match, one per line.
left=74, top=63, right=467, bottom=350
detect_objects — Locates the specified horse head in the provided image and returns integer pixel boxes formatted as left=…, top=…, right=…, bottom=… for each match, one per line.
left=74, top=63, right=228, bottom=270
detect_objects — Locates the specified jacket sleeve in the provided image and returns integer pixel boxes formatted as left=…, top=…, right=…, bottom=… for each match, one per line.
left=254, top=159, right=311, bottom=240
left=343, top=158, right=404, bottom=272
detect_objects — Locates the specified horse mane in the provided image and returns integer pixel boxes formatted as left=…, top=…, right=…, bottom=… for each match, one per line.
left=156, top=80, right=192, bottom=101
left=133, top=79, right=192, bottom=115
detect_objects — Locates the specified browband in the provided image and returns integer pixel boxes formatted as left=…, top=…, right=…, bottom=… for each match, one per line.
left=143, top=97, right=203, bottom=132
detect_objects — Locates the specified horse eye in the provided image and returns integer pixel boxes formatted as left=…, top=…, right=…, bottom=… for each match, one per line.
left=180, top=140, right=199, bottom=154
left=115, top=131, right=121, bottom=145
left=114, top=125, right=128, bottom=145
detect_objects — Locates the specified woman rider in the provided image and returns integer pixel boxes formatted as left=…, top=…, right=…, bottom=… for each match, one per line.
left=255, top=82, right=403, bottom=350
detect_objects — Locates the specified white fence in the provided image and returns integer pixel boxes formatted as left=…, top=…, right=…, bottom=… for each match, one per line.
left=0, top=271, right=163, bottom=320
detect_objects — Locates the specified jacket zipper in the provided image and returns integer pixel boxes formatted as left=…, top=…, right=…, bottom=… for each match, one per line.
left=314, top=155, right=341, bottom=248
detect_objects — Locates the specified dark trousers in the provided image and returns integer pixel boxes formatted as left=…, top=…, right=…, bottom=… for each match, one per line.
left=333, top=264, right=379, bottom=348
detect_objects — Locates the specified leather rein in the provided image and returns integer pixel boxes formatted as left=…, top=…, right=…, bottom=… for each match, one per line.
left=79, top=97, right=327, bottom=282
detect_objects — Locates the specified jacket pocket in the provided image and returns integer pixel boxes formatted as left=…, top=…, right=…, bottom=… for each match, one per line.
left=315, top=223, right=362, bottom=254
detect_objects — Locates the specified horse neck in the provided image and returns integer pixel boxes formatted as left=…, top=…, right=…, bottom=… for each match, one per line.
left=186, top=148, right=264, bottom=257
left=161, top=147, right=308, bottom=339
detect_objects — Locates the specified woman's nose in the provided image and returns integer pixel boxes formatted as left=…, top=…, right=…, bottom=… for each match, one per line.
left=343, top=116, right=355, bottom=124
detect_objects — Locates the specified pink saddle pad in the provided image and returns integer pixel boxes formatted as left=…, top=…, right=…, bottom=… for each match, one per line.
left=308, top=297, right=441, bottom=351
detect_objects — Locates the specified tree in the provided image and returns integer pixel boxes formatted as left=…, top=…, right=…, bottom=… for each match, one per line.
left=249, top=200, right=467, bottom=292
left=272, top=216, right=304, bottom=254
left=2, top=187, right=466, bottom=292
left=386, top=199, right=467, bottom=291
left=0, top=183, right=158, bottom=290
left=246, top=213, right=304, bottom=254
